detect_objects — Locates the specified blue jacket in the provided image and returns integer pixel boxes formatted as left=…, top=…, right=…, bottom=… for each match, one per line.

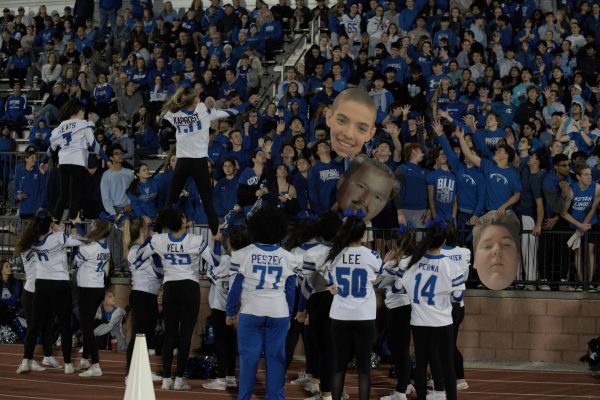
left=100, top=0, right=122, bottom=11
left=307, top=160, right=343, bottom=215
left=137, top=127, right=160, bottom=152
left=291, top=172, right=309, bottom=212
left=14, top=165, right=46, bottom=215
left=127, top=179, right=160, bottom=219
left=180, top=178, right=208, bottom=224
left=214, top=176, right=239, bottom=217
left=260, top=20, right=283, bottom=40
left=4, top=95, right=27, bottom=120
left=29, top=126, right=52, bottom=148
left=93, top=84, right=114, bottom=104
left=397, top=161, right=428, bottom=210
left=8, top=54, right=30, bottom=70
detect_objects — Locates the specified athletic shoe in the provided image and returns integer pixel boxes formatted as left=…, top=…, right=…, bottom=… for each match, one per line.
left=575, top=286, right=584, bottom=292
left=161, top=377, right=174, bottom=390
left=75, top=358, right=91, bottom=371
left=42, top=356, right=62, bottom=369
left=305, top=395, right=332, bottom=400
left=202, top=378, right=227, bottom=390
left=292, top=373, right=312, bottom=385
left=456, top=379, right=469, bottom=390
left=29, top=360, right=46, bottom=372
left=79, top=365, right=102, bottom=377
left=524, top=285, right=537, bottom=291
left=538, top=284, right=551, bottom=291
left=151, top=372, right=163, bottom=382
left=16, top=359, right=30, bottom=374
left=426, top=391, right=446, bottom=399
left=304, top=382, right=320, bottom=393
left=64, top=363, right=75, bottom=374
left=342, top=391, right=350, bottom=400
left=174, top=377, right=191, bottom=390
left=405, top=384, right=416, bottom=396
left=380, top=391, right=407, bottom=400
left=225, top=376, right=237, bottom=388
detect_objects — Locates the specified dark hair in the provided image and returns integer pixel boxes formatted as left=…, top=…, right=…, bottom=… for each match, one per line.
left=228, top=225, right=251, bottom=251
left=407, top=225, right=447, bottom=269
left=552, top=153, right=569, bottom=166
left=534, top=148, right=549, bottom=170
left=123, top=218, right=145, bottom=257
left=497, top=143, right=516, bottom=162
left=127, top=163, right=148, bottom=196
left=389, top=228, right=416, bottom=267
left=15, top=214, right=53, bottom=255
left=59, top=98, right=85, bottom=121
left=284, top=211, right=342, bottom=249
left=155, top=208, right=185, bottom=232
left=325, top=216, right=366, bottom=264
left=247, top=207, right=288, bottom=244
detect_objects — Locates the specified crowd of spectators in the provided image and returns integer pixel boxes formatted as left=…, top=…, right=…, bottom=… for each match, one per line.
left=2, top=0, right=600, bottom=290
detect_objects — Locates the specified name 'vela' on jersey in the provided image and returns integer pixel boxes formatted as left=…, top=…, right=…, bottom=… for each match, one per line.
left=230, top=244, right=302, bottom=318
left=32, top=232, right=85, bottom=281
left=327, top=246, right=382, bottom=321
left=49, top=119, right=99, bottom=167
left=163, top=102, right=242, bottom=159
left=400, top=253, right=466, bottom=327
left=75, top=240, right=111, bottom=288
left=138, top=232, right=218, bottom=283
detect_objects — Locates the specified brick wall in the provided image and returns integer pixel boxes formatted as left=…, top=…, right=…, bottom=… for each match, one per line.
left=459, top=295, right=600, bottom=363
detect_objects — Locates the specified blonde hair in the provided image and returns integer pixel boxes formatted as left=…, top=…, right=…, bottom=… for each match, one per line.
left=87, top=220, right=112, bottom=242
left=162, top=87, right=196, bottom=113
left=122, top=219, right=146, bottom=258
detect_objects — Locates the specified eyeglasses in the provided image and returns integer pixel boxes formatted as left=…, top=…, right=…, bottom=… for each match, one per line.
left=112, top=151, right=123, bottom=156
left=557, top=163, right=570, bottom=167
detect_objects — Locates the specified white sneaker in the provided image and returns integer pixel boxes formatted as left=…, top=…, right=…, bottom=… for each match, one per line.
left=427, top=379, right=434, bottom=389
left=225, top=376, right=237, bottom=388
left=380, top=391, right=407, bottom=400
left=151, top=372, right=162, bottom=382
left=78, top=347, right=83, bottom=353
left=305, top=395, right=328, bottom=400
left=161, top=377, right=174, bottom=390
left=148, top=349, right=156, bottom=356
left=75, top=359, right=91, bottom=371
left=202, top=378, right=227, bottom=390
left=42, top=356, right=62, bottom=369
left=79, top=365, right=102, bottom=377
left=64, top=363, right=75, bottom=374
left=342, top=391, right=350, bottom=400
left=304, top=382, right=320, bottom=393
left=16, top=359, right=30, bottom=374
left=538, top=284, right=551, bottom=291
left=457, top=379, right=469, bottom=390
left=426, top=391, right=446, bottom=400
left=292, top=373, right=312, bottom=385
left=125, top=375, right=128, bottom=386
left=405, top=384, right=416, bottom=396
left=174, top=377, right=191, bottom=390
left=29, top=360, right=46, bottom=372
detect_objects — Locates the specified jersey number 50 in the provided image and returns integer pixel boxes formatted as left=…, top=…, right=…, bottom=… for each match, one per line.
left=336, top=267, right=367, bottom=298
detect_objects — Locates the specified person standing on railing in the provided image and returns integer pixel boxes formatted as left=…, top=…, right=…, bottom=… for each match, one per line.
left=14, top=148, right=46, bottom=220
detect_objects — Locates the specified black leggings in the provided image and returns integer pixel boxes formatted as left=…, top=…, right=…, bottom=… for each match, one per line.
left=24, top=280, right=72, bottom=363
left=212, top=309, right=237, bottom=378
left=166, top=157, right=219, bottom=235
left=412, top=325, right=456, bottom=400
left=21, top=290, right=54, bottom=357
left=126, top=290, right=159, bottom=372
left=330, top=319, right=375, bottom=400
left=308, top=291, right=334, bottom=392
left=387, top=305, right=412, bottom=393
left=78, top=287, right=106, bottom=364
left=54, top=164, right=87, bottom=221
left=162, top=280, right=200, bottom=378
left=285, top=286, right=306, bottom=369
left=452, top=304, right=465, bottom=380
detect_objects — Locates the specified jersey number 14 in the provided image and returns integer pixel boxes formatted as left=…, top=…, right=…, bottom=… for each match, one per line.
left=413, top=273, right=437, bottom=305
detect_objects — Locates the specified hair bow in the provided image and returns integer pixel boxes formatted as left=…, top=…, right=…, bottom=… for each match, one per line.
left=425, top=215, right=449, bottom=229
left=341, top=207, right=366, bottom=219
left=396, top=220, right=415, bottom=234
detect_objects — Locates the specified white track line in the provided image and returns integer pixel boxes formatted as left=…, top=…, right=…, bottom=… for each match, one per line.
left=458, top=390, right=600, bottom=399
left=0, top=395, right=66, bottom=400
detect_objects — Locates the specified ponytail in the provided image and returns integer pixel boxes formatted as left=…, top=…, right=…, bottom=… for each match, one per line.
left=87, top=220, right=112, bottom=242
left=325, top=215, right=366, bottom=264
left=122, top=218, right=145, bottom=258
left=390, top=224, right=416, bottom=267
left=162, top=87, right=196, bottom=113
left=15, top=213, right=53, bottom=255
left=127, top=163, right=148, bottom=197
left=407, top=223, right=448, bottom=270
left=283, top=211, right=341, bottom=250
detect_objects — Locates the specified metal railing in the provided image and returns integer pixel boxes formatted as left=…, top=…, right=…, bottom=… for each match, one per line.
left=0, top=151, right=49, bottom=212
left=2, top=216, right=599, bottom=291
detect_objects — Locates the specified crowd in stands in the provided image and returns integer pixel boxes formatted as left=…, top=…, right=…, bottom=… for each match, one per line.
left=1, top=0, right=600, bottom=291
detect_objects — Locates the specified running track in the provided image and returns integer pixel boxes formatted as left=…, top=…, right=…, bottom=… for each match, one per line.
left=0, top=344, right=599, bottom=399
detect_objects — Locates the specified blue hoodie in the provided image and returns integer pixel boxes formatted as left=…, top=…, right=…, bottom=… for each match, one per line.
left=214, top=175, right=239, bottom=217
left=127, top=178, right=159, bottom=219
left=29, top=124, right=52, bottom=149
left=93, top=83, right=114, bottom=104
left=8, top=54, right=30, bottom=70
left=14, top=164, right=46, bottom=215
left=4, top=94, right=27, bottom=120
left=307, top=160, right=343, bottom=215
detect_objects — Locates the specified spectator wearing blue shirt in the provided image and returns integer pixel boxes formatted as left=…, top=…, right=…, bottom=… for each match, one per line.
left=237, top=149, right=272, bottom=216
left=491, top=88, right=517, bottom=128
left=134, top=113, right=160, bottom=160
left=260, top=10, right=283, bottom=62
left=426, top=60, right=447, bottom=102
left=556, top=115, right=598, bottom=157
left=393, top=142, right=429, bottom=228
left=74, top=26, right=93, bottom=53
left=93, top=74, right=115, bottom=120
left=426, top=147, right=457, bottom=221
left=6, top=47, right=29, bottom=87
left=3, top=83, right=28, bottom=133
left=219, top=68, right=247, bottom=102
left=14, top=150, right=47, bottom=220
left=380, top=42, right=410, bottom=82
left=130, top=0, right=153, bottom=20
left=291, top=156, right=310, bottom=212
left=28, top=119, right=51, bottom=151
left=433, top=17, right=457, bottom=54
left=225, top=130, right=251, bottom=171
left=369, top=75, right=394, bottom=125
left=126, top=163, right=159, bottom=222
left=99, top=0, right=122, bottom=35
left=214, top=157, right=240, bottom=219
left=307, top=141, right=342, bottom=215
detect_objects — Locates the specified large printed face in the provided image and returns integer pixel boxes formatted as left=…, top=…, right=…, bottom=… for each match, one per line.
left=474, top=223, right=520, bottom=290
left=325, top=99, right=376, bottom=158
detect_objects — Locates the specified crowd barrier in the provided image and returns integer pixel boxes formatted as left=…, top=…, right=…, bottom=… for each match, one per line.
left=2, top=217, right=599, bottom=291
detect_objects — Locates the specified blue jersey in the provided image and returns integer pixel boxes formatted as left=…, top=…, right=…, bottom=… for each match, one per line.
left=397, top=162, right=428, bottom=210
left=426, top=169, right=456, bottom=220
left=568, top=182, right=598, bottom=228
left=480, top=159, right=522, bottom=212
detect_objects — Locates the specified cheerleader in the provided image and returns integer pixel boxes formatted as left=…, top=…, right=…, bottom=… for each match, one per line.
left=15, top=212, right=84, bottom=374
left=440, top=223, right=471, bottom=391
left=43, top=98, right=110, bottom=224
left=19, top=250, right=61, bottom=369
left=286, top=211, right=342, bottom=400
left=73, top=218, right=112, bottom=377
left=226, top=207, right=302, bottom=400
left=161, top=88, right=259, bottom=236
left=138, top=208, right=219, bottom=391
left=202, top=226, right=251, bottom=391
left=399, top=218, right=466, bottom=400
left=377, top=223, right=416, bottom=400
left=323, top=209, right=382, bottom=400
left=123, top=218, right=163, bottom=382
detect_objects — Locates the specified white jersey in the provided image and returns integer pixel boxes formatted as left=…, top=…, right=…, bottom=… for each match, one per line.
left=341, top=13, right=362, bottom=41
left=376, top=258, right=411, bottom=310
left=21, top=250, right=37, bottom=293
left=163, top=102, right=242, bottom=159
left=139, top=232, right=217, bottom=284
left=75, top=240, right=111, bottom=288
left=440, top=245, right=471, bottom=307
left=231, top=244, right=302, bottom=318
left=128, top=244, right=163, bottom=295
left=327, top=246, right=382, bottom=321
left=31, top=232, right=84, bottom=281
left=400, top=253, right=466, bottom=327
left=49, top=119, right=98, bottom=167
left=300, top=243, right=331, bottom=296
left=208, top=254, right=233, bottom=311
